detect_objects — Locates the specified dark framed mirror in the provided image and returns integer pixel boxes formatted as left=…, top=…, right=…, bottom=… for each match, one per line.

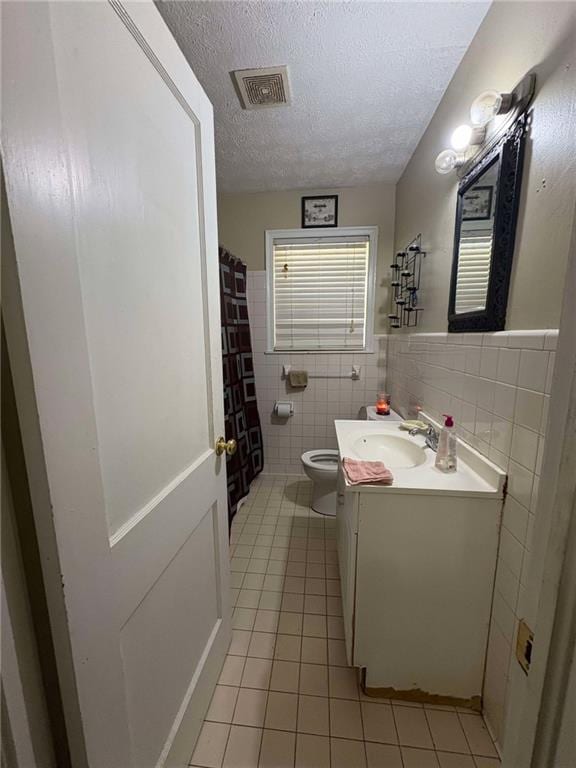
left=448, top=77, right=534, bottom=333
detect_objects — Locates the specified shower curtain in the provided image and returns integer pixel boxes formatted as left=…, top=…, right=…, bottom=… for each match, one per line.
left=219, top=246, right=264, bottom=527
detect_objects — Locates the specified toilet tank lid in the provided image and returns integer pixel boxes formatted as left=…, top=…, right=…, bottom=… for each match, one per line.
left=365, top=405, right=403, bottom=421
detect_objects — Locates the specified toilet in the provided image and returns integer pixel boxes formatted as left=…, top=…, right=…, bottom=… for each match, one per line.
left=301, top=406, right=402, bottom=516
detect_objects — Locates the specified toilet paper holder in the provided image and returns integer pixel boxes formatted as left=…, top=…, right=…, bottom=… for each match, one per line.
left=274, top=401, right=294, bottom=417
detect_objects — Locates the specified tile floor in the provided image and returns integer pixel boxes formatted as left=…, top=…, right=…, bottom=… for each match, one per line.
left=191, top=476, right=501, bottom=768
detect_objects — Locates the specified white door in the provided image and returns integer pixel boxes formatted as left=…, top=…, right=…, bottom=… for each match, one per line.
left=1, top=3, right=230, bottom=767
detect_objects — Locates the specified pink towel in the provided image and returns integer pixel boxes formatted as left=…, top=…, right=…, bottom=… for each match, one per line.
left=342, top=457, right=394, bottom=486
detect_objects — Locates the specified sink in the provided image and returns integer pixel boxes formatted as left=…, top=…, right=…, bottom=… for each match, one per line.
left=350, top=433, right=427, bottom=468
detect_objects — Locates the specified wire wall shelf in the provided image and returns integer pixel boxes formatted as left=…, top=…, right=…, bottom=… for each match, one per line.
left=388, top=234, right=426, bottom=329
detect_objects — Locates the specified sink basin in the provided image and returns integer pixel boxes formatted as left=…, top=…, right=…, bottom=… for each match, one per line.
left=350, top=433, right=427, bottom=468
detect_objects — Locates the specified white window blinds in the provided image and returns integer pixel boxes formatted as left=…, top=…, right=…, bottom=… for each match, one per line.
left=454, top=228, right=493, bottom=314
left=270, top=235, right=371, bottom=351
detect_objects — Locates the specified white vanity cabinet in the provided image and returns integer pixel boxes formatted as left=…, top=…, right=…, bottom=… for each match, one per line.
left=335, top=419, right=505, bottom=707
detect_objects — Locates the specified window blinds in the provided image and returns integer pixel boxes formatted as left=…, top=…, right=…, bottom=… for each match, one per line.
left=454, top=229, right=493, bottom=314
left=271, top=236, right=370, bottom=351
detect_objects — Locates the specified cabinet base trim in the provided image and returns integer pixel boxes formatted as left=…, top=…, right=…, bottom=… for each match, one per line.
left=361, top=670, right=482, bottom=712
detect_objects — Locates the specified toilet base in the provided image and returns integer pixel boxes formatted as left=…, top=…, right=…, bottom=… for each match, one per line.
left=311, top=482, right=337, bottom=517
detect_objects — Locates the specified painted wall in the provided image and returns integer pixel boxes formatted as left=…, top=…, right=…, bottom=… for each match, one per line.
left=394, top=1, right=576, bottom=332
left=218, top=183, right=395, bottom=335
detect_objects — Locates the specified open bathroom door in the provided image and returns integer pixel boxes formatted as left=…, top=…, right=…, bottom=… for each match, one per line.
left=2, top=3, right=230, bottom=767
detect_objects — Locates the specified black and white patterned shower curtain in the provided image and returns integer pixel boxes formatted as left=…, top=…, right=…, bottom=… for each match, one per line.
left=219, top=247, right=264, bottom=528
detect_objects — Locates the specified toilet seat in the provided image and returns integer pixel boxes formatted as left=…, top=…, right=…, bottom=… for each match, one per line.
left=301, top=449, right=339, bottom=474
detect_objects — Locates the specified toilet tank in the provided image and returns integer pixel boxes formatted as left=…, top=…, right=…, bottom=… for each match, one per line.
left=358, top=405, right=403, bottom=422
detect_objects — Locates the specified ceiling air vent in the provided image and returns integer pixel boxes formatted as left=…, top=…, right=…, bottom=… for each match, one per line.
left=232, top=66, right=291, bottom=110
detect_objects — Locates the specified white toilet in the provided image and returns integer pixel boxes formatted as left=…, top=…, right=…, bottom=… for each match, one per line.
left=301, top=406, right=402, bottom=516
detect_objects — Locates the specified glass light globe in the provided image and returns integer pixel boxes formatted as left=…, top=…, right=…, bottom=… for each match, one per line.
left=470, top=90, right=503, bottom=127
left=435, top=149, right=461, bottom=175
left=451, top=124, right=473, bottom=151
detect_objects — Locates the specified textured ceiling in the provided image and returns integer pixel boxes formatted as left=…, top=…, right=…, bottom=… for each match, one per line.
left=157, top=1, right=490, bottom=192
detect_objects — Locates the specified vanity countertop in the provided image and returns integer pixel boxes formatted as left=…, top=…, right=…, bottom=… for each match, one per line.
left=335, top=417, right=506, bottom=498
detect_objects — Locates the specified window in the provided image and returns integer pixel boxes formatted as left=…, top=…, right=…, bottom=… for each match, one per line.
left=266, top=227, right=377, bottom=352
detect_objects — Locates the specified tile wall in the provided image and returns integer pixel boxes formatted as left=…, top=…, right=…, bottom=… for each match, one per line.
left=385, top=330, right=558, bottom=753
left=247, top=271, right=385, bottom=475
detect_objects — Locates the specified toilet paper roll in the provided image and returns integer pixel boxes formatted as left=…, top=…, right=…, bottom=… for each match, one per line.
left=275, top=402, right=292, bottom=418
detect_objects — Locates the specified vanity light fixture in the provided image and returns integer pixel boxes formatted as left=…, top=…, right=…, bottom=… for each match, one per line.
left=450, top=124, right=486, bottom=151
left=470, top=89, right=514, bottom=127
left=434, top=148, right=466, bottom=175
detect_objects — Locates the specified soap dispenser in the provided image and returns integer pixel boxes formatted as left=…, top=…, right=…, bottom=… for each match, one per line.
left=435, top=415, right=457, bottom=473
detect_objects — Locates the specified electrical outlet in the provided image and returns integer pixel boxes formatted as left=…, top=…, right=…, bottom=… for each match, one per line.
left=516, top=619, right=534, bottom=674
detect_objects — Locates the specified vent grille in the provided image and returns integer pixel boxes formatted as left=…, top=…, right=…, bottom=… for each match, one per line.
left=232, top=66, right=291, bottom=110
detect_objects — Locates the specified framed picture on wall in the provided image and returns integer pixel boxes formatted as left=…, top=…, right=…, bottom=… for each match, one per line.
left=301, top=195, right=338, bottom=228
left=462, top=185, right=494, bottom=221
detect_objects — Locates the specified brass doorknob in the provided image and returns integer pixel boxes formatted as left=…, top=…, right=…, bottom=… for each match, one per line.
left=215, top=436, right=237, bottom=456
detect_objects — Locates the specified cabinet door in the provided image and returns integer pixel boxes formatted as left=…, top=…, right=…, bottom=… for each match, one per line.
left=336, top=472, right=358, bottom=665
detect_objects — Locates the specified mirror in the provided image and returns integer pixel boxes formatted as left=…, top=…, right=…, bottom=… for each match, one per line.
left=448, top=111, right=529, bottom=333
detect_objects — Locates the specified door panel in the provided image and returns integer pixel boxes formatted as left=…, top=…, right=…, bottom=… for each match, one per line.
left=1, top=2, right=229, bottom=766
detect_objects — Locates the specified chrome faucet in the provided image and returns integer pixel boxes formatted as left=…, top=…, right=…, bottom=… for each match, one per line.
left=424, top=425, right=439, bottom=452
left=409, top=423, right=439, bottom=452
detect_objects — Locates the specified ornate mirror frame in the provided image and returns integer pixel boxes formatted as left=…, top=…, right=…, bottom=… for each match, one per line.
left=448, top=74, right=535, bottom=333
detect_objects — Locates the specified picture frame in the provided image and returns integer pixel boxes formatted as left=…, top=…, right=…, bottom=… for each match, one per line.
left=462, top=185, right=494, bottom=221
left=301, top=195, right=338, bottom=228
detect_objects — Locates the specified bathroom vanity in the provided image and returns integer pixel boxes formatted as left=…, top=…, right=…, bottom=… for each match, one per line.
left=335, top=417, right=506, bottom=708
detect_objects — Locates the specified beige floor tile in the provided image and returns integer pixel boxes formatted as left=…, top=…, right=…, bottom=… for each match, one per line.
left=306, top=563, right=326, bottom=579
left=296, top=733, right=330, bottom=768
left=297, top=694, right=329, bottom=736
left=265, top=690, right=298, bottom=731
left=303, top=614, right=327, bottom=638
left=365, top=743, right=403, bottom=768
left=270, top=660, right=300, bottom=693
left=305, top=578, right=327, bottom=595
left=304, top=594, right=327, bottom=614
left=206, top=686, right=239, bottom=724
left=232, top=688, right=267, bottom=727
left=326, top=579, right=341, bottom=596
left=241, top=657, right=272, bottom=689
left=458, top=715, right=499, bottom=758
left=219, top=656, right=245, bottom=686
left=401, top=747, right=440, bottom=768
left=393, top=704, right=434, bottom=749
left=235, top=589, right=261, bottom=609
left=284, top=576, right=306, bottom=593
left=228, top=630, right=251, bottom=656
left=223, top=725, right=262, bottom=768
left=326, top=564, right=339, bottom=579
left=230, top=572, right=245, bottom=589
left=327, top=616, right=345, bottom=639
left=263, top=574, right=284, bottom=592
left=473, top=757, right=501, bottom=767
left=306, top=550, right=325, bottom=564
left=259, top=590, right=283, bottom=611
left=232, top=607, right=257, bottom=631
left=330, top=737, right=367, bottom=768
left=281, top=592, right=305, bottom=613
left=248, top=632, right=276, bottom=660
left=437, top=752, right=476, bottom=768
left=362, top=702, right=398, bottom=744
left=286, top=561, right=307, bottom=577
left=275, top=633, right=302, bottom=661
left=247, top=558, right=269, bottom=574
left=258, top=729, right=296, bottom=768
left=327, top=596, right=343, bottom=616
left=329, top=666, right=359, bottom=699
left=267, top=559, right=287, bottom=575
left=191, top=721, right=230, bottom=768
left=327, top=639, right=348, bottom=667
left=301, top=636, right=328, bottom=665
left=299, top=663, right=329, bottom=696
left=426, top=710, right=470, bottom=754
left=278, top=611, right=303, bottom=636
left=253, top=609, right=279, bottom=633
left=230, top=589, right=240, bottom=607
left=242, top=573, right=265, bottom=590
left=330, top=698, right=363, bottom=740
left=230, top=557, right=249, bottom=573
